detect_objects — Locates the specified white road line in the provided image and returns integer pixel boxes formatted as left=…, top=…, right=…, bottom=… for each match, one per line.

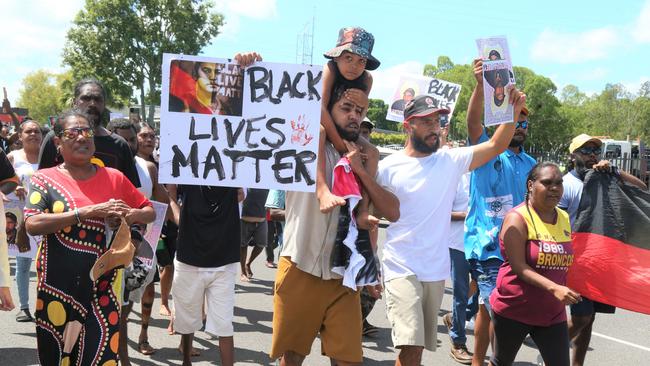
left=592, top=332, right=650, bottom=352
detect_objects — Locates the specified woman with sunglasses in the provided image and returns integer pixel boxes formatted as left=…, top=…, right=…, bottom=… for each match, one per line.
left=24, top=110, right=155, bottom=366
left=489, top=162, right=579, bottom=366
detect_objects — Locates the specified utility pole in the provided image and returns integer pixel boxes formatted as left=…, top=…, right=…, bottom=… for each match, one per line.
left=295, top=16, right=315, bottom=65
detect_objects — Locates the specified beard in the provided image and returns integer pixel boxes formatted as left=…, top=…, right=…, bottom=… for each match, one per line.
left=509, top=133, right=526, bottom=148
left=574, top=157, right=588, bottom=180
left=410, top=133, right=439, bottom=154
left=84, top=107, right=102, bottom=128
left=335, top=122, right=359, bottom=142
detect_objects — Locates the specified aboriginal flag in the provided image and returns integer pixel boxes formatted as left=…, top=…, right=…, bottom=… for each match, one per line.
left=567, top=171, right=650, bottom=315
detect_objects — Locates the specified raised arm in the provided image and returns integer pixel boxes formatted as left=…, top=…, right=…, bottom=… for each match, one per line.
left=321, top=63, right=348, bottom=154
left=468, top=86, right=526, bottom=171
left=467, top=59, right=485, bottom=145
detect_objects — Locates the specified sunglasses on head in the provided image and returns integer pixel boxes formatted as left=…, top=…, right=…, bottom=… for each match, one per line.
left=516, top=120, right=528, bottom=129
left=60, top=127, right=94, bottom=140
left=577, top=146, right=601, bottom=156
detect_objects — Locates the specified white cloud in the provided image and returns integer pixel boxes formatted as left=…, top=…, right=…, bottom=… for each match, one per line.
left=0, top=0, right=83, bottom=101
left=633, top=0, right=650, bottom=42
left=530, top=27, right=619, bottom=64
left=369, top=61, right=425, bottom=103
left=213, top=0, right=277, bottom=40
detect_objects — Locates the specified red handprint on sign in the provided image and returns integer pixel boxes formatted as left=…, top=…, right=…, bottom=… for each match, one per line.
left=290, top=114, right=313, bottom=146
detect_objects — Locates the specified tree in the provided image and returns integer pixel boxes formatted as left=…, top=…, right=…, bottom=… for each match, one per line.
left=639, top=81, right=650, bottom=98
left=560, top=84, right=587, bottom=106
left=63, top=0, right=223, bottom=123
left=367, top=99, right=399, bottom=131
left=513, top=66, right=569, bottom=152
left=17, top=70, right=73, bottom=124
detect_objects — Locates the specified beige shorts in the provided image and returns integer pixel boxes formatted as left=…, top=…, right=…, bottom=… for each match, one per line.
left=385, top=275, right=445, bottom=351
left=172, top=260, right=237, bottom=337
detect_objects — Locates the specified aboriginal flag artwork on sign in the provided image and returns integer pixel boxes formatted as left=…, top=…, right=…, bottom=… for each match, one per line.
left=567, top=171, right=650, bottom=315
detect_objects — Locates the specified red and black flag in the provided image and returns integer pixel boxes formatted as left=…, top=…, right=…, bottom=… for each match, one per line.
left=567, top=171, right=650, bottom=315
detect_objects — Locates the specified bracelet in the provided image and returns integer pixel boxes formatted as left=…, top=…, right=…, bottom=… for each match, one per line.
left=74, top=208, right=82, bottom=225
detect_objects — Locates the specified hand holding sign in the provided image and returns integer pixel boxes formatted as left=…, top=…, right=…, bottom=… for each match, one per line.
left=473, top=59, right=483, bottom=85
left=234, top=52, right=263, bottom=67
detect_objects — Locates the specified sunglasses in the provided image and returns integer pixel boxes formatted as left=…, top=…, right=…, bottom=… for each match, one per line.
left=577, top=147, right=601, bottom=156
left=516, top=120, right=528, bottom=129
left=60, top=127, right=94, bottom=140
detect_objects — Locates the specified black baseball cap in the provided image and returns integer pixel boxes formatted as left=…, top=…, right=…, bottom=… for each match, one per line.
left=403, top=95, right=450, bottom=122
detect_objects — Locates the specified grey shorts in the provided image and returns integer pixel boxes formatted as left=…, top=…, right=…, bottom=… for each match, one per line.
left=240, top=220, right=268, bottom=248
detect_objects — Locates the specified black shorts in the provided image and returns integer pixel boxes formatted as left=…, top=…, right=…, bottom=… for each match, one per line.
left=570, top=296, right=616, bottom=316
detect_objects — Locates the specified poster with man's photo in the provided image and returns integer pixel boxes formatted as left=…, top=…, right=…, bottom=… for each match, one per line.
left=5, top=199, right=38, bottom=258
left=476, top=36, right=516, bottom=126
left=160, top=53, right=323, bottom=192
left=386, top=74, right=461, bottom=123
left=168, top=60, right=244, bottom=116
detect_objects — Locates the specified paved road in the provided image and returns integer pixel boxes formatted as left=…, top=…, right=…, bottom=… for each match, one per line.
left=2, top=229, right=649, bottom=365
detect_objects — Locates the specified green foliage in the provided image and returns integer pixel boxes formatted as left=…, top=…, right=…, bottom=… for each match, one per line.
left=370, top=131, right=407, bottom=146
left=17, top=70, right=74, bottom=124
left=367, top=99, right=400, bottom=131
left=62, top=0, right=223, bottom=120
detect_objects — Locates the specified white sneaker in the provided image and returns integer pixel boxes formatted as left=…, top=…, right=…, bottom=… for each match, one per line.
left=465, top=317, right=475, bottom=332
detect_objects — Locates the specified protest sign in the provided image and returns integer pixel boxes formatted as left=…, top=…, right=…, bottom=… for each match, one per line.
left=5, top=199, right=38, bottom=259
left=159, top=54, right=322, bottom=192
left=476, top=36, right=516, bottom=126
left=386, top=74, right=461, bottom=123
left=482, top=60, right=515, bottom=126
left=144, top=201, right=168, bottom=254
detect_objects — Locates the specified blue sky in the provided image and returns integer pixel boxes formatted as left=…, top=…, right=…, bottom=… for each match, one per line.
left=3, top=0, right=649, bottom=106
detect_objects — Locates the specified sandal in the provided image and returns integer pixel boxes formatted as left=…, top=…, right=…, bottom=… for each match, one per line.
left=138, top=340, right=156, bottom=355
left=178, top=346, right=201, bottom=357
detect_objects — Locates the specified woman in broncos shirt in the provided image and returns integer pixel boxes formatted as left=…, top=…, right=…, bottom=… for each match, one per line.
left=490, top=162, right=581, bottom=366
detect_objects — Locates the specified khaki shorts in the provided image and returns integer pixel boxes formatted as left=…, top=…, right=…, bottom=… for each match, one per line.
left=270, top=257, right=362, bottom=363
left=385, top=275, right=445, bottom=351
left=172, top=260, right=236, bottom=336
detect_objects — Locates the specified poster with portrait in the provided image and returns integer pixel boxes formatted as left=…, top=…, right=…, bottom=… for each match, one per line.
left=476, top=36, right=516, bottom=126
left=386, top=74, right=462, bottom=123
left=5, top=199, right=38, bottom=259
left=482, top=60, right=515, bottom=126
left=143, top=201, right=168, bottom=256
left=160, top=53, right=323, bottom=192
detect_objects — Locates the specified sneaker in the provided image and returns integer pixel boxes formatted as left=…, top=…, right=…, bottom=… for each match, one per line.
left=450, top=343, right=473, bottom=365
left=465, top=316, right=475, bottom=332
left=16, top=309, right=34, bottom=322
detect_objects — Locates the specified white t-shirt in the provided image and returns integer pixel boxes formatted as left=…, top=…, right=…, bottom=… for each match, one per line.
left=449, top=172, right=470, bottom=252
left=377, top=147, right=474, bottom=282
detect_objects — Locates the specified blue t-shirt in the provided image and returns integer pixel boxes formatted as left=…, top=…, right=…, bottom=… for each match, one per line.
left=464, top=130, right=537, bottom=261
left=265, top=190, right=286, bottom=210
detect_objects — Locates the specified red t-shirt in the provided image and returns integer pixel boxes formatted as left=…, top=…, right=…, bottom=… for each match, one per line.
left=26, top=166, right=151, bottom=224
